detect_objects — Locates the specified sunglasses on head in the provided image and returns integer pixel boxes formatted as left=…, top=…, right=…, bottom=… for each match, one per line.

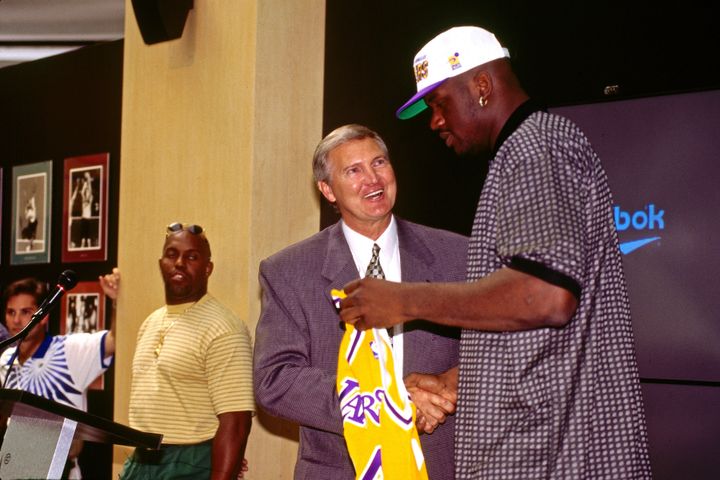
left=166, top=222, right=205, bottom=236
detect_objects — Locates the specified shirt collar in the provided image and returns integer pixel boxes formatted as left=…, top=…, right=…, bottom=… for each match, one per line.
left=166, top=293, right=210, bottom=315
left=341, top=215, right=398, bottom=276
left=493, top=99, right=544, bottom=156
left=32, top=334, right=53, bottom=359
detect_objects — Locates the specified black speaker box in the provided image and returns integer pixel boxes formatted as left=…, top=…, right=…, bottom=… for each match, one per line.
left=131, top=0, right=194, bottom=45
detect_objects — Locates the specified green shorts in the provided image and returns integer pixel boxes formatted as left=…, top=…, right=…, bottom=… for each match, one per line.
left=119, top=440, right=212, bottom=480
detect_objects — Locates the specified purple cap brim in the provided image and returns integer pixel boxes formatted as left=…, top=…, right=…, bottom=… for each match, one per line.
left=395, top=79, right=447, bottom=120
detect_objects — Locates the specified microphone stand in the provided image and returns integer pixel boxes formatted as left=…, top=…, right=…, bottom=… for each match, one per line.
left=0, top=270, right=77, bottom=389
left=2, top=339, right=24, bottom=389
left=0, top=308, right=50, bottom=351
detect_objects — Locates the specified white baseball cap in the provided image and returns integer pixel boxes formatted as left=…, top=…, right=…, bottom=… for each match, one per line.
left=396, top=26, right=510, bottom=120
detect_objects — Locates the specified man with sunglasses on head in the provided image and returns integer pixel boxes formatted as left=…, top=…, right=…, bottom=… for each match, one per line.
left=1, top=277, right=115, bottom=478
left=117, top=223, right=254, bottom=480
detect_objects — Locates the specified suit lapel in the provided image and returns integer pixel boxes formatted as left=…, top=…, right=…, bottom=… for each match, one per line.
left=321, top=222, right=361, bottom=305
left=397, top=219, right=435, bottom=283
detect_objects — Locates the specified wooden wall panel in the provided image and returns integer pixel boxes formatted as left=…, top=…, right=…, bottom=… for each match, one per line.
left=114, top=1, right=324, bottom=477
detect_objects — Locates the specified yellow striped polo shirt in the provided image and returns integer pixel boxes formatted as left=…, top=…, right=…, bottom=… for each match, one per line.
left=129, top=294, right=254, bottom=444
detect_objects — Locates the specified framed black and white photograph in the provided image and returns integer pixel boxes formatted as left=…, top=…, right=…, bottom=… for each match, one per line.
left=62, top=153, right=109, bottom=262
left=11, top=160, right=52, bottom=264
left=60, top=280, right=106, bottom=390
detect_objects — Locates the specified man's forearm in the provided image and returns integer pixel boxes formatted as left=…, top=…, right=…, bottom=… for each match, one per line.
left=342, top=267, right=577, bottom=331
left=211, top=411, right=252, bottom=480
left=404, top=269, right=576, bottom=330
left=254, top=364, right=345, bottom=435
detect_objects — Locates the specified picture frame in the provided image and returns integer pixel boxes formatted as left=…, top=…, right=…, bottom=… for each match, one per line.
left=59, top=280, right=106, bottom=390
left=62, top=153, right=109, bottom=263
left=11, top=160, right=52, bottom=265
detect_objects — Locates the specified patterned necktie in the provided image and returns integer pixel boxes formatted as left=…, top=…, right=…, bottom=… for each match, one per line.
left=365, top=243, right=385, bottom=280
left=365, top=243, right=392, bottom=338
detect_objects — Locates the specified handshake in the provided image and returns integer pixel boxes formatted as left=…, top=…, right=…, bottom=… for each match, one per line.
left=405, top=366, right=458, bottom=434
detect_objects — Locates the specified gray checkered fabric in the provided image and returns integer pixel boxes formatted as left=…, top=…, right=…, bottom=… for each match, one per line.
left=455, top=111, right=652, bottom=479
left=365, top=243, right=385, bottom=279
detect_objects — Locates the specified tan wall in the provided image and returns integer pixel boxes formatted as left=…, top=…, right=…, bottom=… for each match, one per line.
left=114, top=1, right=325, bottom=477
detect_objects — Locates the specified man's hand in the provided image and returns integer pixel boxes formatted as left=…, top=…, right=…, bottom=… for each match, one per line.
left=405, top=366, right=458, bottom=399
left=99, top=267, right=121, bottom=301
left=407, top=385, right=455, bottom=434
left=99, top=267, right=120, bottom=356
left=237, top=458, right=248, bottom=479
left=405, top=367, right=459, bottom=434
left=339, top=278, right=411, bottom=330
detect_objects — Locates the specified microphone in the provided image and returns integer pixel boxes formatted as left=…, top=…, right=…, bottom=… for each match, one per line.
left=33, top=270, right=78, bottom=320
left=0, top=270, right=78, bottom=351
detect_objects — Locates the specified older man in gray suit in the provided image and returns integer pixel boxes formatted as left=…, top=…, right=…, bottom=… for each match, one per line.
left=254, top=124, right=467, bottom=479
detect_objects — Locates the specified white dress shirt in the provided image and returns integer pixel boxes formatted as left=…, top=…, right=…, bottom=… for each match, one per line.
left=341, top=215, right=404, bottom=373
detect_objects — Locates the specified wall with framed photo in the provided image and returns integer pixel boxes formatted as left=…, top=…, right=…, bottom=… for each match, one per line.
left=10, top=160, right=52, bottom=264
left=63, top=153, right=109, bottom=263
left=0, top=40, right=123, bottom=479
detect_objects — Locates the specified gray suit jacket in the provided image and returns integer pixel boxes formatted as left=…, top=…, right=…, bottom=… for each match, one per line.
left=254, top=219, right=468, bottom=479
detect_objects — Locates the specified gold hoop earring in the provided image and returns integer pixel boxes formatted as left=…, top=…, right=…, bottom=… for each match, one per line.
left=478, top=96, right=488, bottom=108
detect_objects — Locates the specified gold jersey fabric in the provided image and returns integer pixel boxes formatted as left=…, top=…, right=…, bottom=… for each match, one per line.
left=337, top=320, right=427, bottom=480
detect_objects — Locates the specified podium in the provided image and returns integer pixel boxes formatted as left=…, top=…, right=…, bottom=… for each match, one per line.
left=0, top=389, right=162, bottom=479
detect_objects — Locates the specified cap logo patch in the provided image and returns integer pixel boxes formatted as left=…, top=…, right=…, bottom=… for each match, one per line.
left=414, top=59, right=429, bottom=84
left=448, top=52, right=461, bottom=70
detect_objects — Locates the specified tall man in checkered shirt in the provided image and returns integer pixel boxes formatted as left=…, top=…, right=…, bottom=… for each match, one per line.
left=339, top=26, right=652, bottom=479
